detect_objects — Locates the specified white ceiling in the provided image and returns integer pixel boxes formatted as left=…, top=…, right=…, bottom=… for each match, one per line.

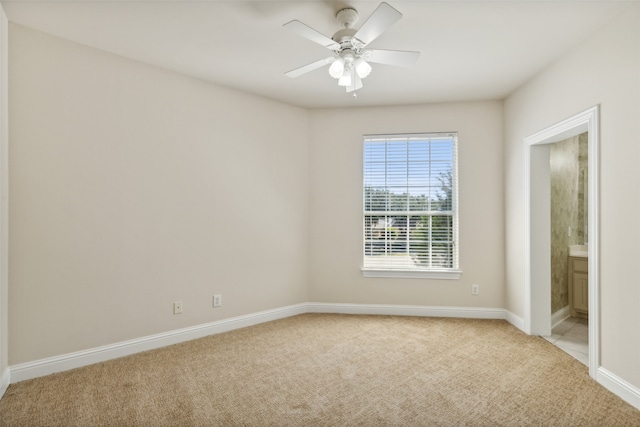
left=1, top=1, right=634, bottom=109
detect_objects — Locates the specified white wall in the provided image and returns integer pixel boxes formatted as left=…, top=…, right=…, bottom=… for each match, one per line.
left=504, top=5, right=640, bottom=390
left=0, top=3, right=9, bottom=397
left=308, top=102, right=504, bottom=308
left=9, top=24, right=310, bottom=365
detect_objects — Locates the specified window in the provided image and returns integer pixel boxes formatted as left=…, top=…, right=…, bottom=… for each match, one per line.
left=362, top=133, right=460, bottom=279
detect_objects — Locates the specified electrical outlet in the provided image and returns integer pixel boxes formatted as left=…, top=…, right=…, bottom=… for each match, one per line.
left=471, top=284, right=480, bottom=295
left=173, top=301, right=183, bottom=314
left=213, top=294, right=222, bottom=307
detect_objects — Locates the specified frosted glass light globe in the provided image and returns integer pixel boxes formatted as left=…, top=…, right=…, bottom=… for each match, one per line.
left=355, top=59, right=372, bottom=78
left=329, top=58, right=345, bottom=79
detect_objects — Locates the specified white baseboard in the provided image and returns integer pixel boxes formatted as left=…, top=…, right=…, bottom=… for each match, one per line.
left=0, top=303, right=578, bottom=387
left=597, top=367, right=640, bottom=411
left=10, top=303, right=513, bottom=383
left=308, top=303, right=530, bottom=335
left=504, top=310, right=525, bottom=332
left=10, top=303, right=308, bottom=383
left=551, top=306, right=571, bottom=329
left=307, top=302, right=508, bottom=320
left=0, top=367, right=9, bottom=398
left=7, top=302, right=639, bottom=412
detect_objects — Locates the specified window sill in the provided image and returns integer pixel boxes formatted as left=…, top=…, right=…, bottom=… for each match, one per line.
left=361, top=268, right=462, bottom=280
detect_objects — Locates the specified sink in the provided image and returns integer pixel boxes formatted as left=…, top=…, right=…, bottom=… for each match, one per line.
left=569, top=244, right=588, bottom=257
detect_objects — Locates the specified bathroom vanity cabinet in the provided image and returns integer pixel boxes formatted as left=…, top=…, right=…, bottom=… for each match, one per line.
left=568, top=256, right=588, bottom=318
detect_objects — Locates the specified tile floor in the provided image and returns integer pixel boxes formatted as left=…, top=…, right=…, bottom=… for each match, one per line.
left=543, top=316, right=589, bottom=366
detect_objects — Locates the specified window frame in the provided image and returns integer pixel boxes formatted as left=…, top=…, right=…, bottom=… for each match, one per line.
left=361, top=132, right=462, bottom=279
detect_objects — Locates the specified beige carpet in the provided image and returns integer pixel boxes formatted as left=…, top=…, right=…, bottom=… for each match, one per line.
left=1, top=314, right=639, bottom=426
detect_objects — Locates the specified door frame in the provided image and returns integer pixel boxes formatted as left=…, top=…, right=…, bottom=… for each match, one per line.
left=523, top=105, right=599, bottom=378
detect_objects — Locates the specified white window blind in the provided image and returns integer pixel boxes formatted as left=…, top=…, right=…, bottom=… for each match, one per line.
left=363, top=133, right=459, bottom=277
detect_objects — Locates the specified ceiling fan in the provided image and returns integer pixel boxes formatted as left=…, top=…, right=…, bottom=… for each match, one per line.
left=283, top=2, right=420, bottom=94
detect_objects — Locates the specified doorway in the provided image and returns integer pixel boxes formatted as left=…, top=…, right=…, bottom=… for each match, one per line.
left=546, top=133, right=589, bottom=366
left=523, top=106, right=599, bottom=378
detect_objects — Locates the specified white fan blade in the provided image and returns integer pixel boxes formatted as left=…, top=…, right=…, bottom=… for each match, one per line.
left=366, top=49, right=420, bottom=67
left=285, top=56, right=335, bottom=78
left=283, top=20, right=340, bottom=50
left=352, top=2, right=402, bottom=47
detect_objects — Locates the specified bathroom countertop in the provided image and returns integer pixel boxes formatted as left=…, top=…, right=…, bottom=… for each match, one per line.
left=569, top=244, right=588, bottom=257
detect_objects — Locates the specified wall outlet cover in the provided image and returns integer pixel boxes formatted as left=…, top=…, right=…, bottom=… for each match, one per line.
left=213, top=295, right=222, bottom=307
left=173, top=301, right=183, bottom=314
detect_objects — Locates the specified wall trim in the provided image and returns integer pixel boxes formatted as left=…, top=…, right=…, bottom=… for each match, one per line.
left=10, top=303, right=308, bottom=383
left=306, top=302, right=508, bottom=320
left=8, top=302, right=637, bottom=410
left=551, top=306, right=570, bottom=329
left=504, top=310, right=525, bottom=332
left=0, top=367, right=9, bottom=399
left=523, top=104, right=600, bottom=380
left=9, top=303, right=516, bottom=383
left=597, top=367, right=640, bottom=411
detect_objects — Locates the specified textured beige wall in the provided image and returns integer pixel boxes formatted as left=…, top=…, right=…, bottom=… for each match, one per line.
left=9, top=24, right=310, bottom=364
left=550, top=133, right=587, bottom=313
left=504, top=5, right=640, bottom=388
left=308, top=102, right=504, bottom=308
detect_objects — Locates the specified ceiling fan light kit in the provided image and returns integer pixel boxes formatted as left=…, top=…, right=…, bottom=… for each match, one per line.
left=283, top=2, right=420, bottom=96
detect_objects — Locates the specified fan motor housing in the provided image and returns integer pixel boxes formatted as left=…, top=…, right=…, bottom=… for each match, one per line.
left=333, top=7, right=359, bottom=50
left=336, top=8, right=358, bottom=29
left=332, top=28, right=357, bottom=49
